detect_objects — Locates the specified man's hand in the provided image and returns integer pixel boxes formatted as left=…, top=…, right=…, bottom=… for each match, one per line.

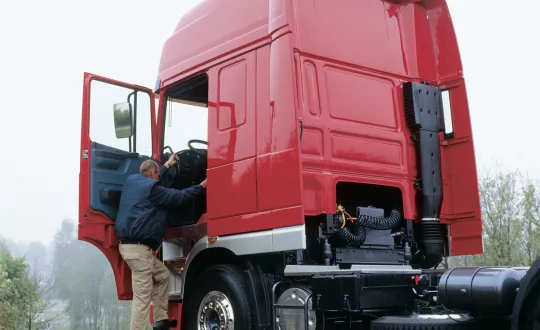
left=164, top=153, right=179, bottom=168
left=200, top=179, right=207, bottom=189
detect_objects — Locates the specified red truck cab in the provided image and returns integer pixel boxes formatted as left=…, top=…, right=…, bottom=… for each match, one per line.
left=79, top=0, right=485, bottom=328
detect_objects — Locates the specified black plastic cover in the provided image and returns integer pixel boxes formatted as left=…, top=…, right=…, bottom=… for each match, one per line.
left=403, top=82, right=444, bottom=220
left=311, top=273, right=413, bottom=312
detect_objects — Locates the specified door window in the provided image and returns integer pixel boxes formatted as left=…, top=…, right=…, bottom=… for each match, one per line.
left=89, top=79, right=152, bottom=155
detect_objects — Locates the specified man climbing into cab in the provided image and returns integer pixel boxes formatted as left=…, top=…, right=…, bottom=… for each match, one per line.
left=115, top=154, right=207, bottom=330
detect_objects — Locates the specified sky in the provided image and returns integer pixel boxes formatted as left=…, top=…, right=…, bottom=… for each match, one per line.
left=0, top=0, right=539, bottom=246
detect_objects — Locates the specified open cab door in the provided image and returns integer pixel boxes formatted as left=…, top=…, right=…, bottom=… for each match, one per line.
left=79, top=72, right=157, bottom=299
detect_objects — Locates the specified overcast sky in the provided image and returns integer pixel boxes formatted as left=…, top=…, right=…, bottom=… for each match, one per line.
left=0, top=0, right=539, bottom=246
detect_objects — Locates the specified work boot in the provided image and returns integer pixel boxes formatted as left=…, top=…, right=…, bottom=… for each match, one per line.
left=153, top=319, right=177, bottom=329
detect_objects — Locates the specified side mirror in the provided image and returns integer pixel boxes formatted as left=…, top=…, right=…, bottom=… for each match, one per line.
left=113, top=102, right=133, bottom=139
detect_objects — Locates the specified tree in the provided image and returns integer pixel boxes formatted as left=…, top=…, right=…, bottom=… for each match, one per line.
left=448, top=166, right=540, bottom=269
left=477, top=169, right=524, bottom=266
left=22, top=268, right=60, bottom=330
left=23, top=241, right=52, bottom=278
left=0, top=242, right=43, bottom=330
left=520, top=179, right=540, bottom=265
left=52, top=219, right=77, bottom=300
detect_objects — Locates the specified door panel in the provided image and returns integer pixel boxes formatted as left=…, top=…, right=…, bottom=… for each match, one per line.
left=79, top=72, right=156, bottom=299
left=205, top=36, right=305, bottom=234
left=207, top=52, right=258, bottom=220
left=90, top=142, right=153, bottom=221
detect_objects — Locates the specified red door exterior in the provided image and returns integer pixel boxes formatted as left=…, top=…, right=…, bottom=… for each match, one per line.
left=79, top=72, right=157, bottom=299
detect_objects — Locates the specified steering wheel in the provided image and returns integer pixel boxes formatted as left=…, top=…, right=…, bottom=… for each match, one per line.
left=159, top=145, right=182, bottom=176
left=163, top=145, right=174, bottom=156
left=188, top=139, right=208, bottom=155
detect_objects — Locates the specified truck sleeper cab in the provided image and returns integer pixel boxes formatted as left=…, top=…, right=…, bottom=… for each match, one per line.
left=79, top=1, right=539, bottom=329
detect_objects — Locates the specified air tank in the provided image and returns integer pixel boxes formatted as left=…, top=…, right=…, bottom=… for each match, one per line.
left=438, top=267, right=523, bottom=316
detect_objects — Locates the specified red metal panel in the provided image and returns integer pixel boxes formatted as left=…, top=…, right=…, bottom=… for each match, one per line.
left=413, top=5, right=437, bottom=81
left=168, top=303, right=182, bottom=330
left=295, top=55, right=412, bottom=216
left=158, top=0, right=270, bottom=84
left=256, top=46, right=272, bottom=157
left=207, top=206, right=304, bottom=237
left=207, top=33, right=304, bottom=236
left=293, top=0, right=410, bottom=77
left=425, top=0, right=483, bottom=256
left=263, top=34, right=304, bottom=211
left=326, top=68, right=398, bottom=129
left=291, top=0, right=482, bottom=256
left=212, top=57, right=255, bottom=166
left=206, top=158, right=258, bottom=219
left=425, top=0, right=464, bottom=81
left=385, top=0, right=422, bottom=4
left=439, top=81, right=483, bottom=256
left=207, top=53, right=257, bottom=220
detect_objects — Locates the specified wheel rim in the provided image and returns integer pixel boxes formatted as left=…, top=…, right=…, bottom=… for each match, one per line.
left=197, top=290, right=235, bottom=330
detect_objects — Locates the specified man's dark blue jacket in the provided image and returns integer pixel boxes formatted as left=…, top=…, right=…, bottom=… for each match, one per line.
left=115, top=165, right=205, bottom=250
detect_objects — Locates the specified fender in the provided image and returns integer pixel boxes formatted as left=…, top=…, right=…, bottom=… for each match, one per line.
left=172, top=225, right=305, bottom=328
left=174, top=223, right=306, bottom=299
left=242, top=257, right=273, bottom=328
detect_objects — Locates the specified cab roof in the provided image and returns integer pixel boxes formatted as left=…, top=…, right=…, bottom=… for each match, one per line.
left=157, top=0, right=270, bottom=86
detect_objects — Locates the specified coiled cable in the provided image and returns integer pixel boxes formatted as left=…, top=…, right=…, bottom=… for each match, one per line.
left=357, top=209, right=402, bottom=230
left=335, top=221, right=367, bottom=248
left=333, top=208, right=402, bottom=248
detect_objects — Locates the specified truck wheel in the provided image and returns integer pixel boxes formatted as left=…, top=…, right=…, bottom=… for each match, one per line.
left=182, top=264, right=253, bottom=330
left=370, top=315, right=508, bottom=330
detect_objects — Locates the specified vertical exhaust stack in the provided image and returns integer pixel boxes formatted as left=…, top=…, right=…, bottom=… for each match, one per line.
left=403, top=82, right=445, bottom=269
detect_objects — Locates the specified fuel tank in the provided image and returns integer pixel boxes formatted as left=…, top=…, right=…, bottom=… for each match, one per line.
left=438, top=267, right=526, bottom=315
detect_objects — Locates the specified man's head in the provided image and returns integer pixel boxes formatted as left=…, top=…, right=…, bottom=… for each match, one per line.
left=140, top=160, right=160, bottom=180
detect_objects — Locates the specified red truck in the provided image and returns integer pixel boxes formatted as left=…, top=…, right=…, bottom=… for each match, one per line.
left=78, top=0, right=540, bottom=329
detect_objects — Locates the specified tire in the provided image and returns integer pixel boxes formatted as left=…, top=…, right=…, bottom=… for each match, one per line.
left=515, top=279, right=540, bottom=330
left=182, top=264, right=253, bottom=330
left=369, top=315, right=509, bottom=330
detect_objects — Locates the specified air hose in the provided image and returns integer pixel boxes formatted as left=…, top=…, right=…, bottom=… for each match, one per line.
left=335, top=221, right=367, bottom=248
left=333, top=208, right=402, bottom=248
left=357, top=209, right=402, bottom=230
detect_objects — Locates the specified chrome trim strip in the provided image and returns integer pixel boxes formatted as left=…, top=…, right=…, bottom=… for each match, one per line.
left=421, top=217, right=440, bottom=222
left=284, top=264, right=421, bottom=276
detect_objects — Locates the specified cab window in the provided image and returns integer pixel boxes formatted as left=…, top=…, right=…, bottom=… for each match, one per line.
left=163, top=74, right=209, bottom=155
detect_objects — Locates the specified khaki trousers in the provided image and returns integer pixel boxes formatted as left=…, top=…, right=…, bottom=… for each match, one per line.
left=119, top=243, right=169, bottom=330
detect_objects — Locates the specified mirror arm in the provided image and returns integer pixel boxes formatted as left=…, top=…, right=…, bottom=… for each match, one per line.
left=127, top=91, right=137, bottom=152
left=133, top=91, right=138, bottom=152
